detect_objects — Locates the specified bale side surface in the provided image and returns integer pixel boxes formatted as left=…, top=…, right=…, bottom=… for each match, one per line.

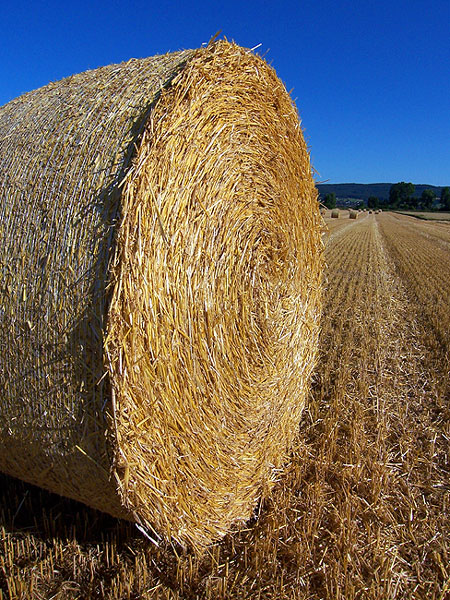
left=0, top=49, right=196, bottom=518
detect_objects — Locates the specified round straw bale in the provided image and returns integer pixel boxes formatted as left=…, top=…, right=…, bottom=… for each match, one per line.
left=349, top=210, right=357, bottom=219
left=331, top=209, right=339, bottom=218
left=0, top=41, right=323, bottom=549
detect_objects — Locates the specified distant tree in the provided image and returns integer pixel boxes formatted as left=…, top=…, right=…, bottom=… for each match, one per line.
left=389, top=182, right=415, bottom=208
left=323, top=192, right=336, bottom=209
left=441, top=187, right=450, bottom=211
left=355, top=201, right=365, bottom=209
left=367, top=196, right=379, bottom=209
left=410, top=197, right=419, bottom=209
left=421, top=189, right=436, bottom=210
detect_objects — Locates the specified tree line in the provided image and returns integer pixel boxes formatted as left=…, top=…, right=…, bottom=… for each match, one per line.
left=322, top=183, right=450, bottom=211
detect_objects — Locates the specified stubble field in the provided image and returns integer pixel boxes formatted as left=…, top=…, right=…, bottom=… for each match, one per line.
left=1, top=211, right=449, bottom=599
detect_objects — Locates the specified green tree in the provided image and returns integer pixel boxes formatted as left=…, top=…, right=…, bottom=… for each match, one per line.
left=441, top=187, right=450, bottom=211
left=421, top=189, right=436, bottom=210
left=389, top=182, right=415, bottom=208
left=323, top=192, right=336, bottom=209
left=367, top=196, right=379, bottom=209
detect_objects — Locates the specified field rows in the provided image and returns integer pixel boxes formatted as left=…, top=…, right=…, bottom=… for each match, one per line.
left=379, top=213, right=450, bottom=362
left=312, top=214, right=448, bottom=598
left=0, top=212, right=449, bottom=599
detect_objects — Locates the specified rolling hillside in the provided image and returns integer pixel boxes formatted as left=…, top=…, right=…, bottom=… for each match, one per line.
left=317, top=182, right=445, bottom=202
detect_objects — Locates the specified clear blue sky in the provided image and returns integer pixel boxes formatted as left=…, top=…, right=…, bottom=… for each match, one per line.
left=1, top=0, right=448, bottom=186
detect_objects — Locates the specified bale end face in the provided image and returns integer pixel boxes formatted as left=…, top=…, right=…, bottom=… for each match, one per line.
left=105, top=41, right=323, bottom=548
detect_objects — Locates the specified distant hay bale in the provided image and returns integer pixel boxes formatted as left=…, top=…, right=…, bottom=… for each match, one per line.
left=349, top=211, right=357, bottom=219
left=331, top=209, right=339, bottom=218
left=0, top=41, right=323, bottom=549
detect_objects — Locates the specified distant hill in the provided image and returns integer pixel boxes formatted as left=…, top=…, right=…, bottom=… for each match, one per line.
left=317, top=183, right=445, bottom=202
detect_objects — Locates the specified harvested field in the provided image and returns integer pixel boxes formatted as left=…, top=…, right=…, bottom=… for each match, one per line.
left=398, top=211, right=450, bottom=221
left=1, top=210, right=448, bottom=599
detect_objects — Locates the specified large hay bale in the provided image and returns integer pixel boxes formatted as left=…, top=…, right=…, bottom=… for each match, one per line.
left=349, top=211, right=358, bottom=219
left=331, top=209, right=339, bottom=218
left=0, top=41, right=323, bottom=549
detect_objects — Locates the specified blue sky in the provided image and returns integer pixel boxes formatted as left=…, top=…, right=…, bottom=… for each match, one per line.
left=1, top=0, right=448, bottom=185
